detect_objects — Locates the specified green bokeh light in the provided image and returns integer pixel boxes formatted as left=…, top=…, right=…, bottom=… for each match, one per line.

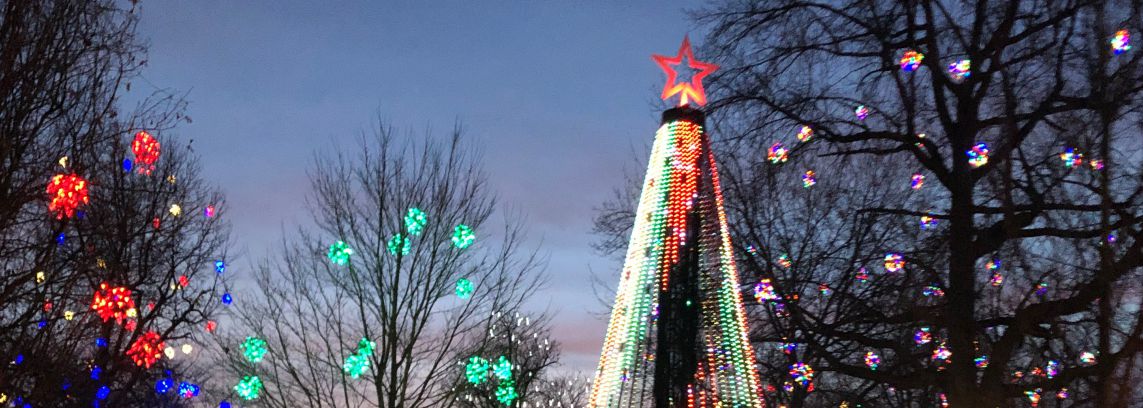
left=404, top=208, right=427, bottom=236
left=328, top=240, right=353, bottom=266
left=241, top=336, right=268, bottom=363
left=452, top=224, right=475, bottom=249
left=465, top=356, right=490, bottom=385
left=455, top=278, right=474, bottom=299
left=234, top=375, right=263, bottom=400
left=387, top=234, right=411, bottom=256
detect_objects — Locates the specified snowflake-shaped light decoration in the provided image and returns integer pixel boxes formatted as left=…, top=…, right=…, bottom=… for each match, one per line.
left=387, top=233, right=411, bottom=256
left=91, top=283, right=136, bottom=323
left=932, top=341, right=952, bottom=363
left=864, top=352, right=881, bottom=370
left=1046, top=360, right=1060, bottom=378
left=131, top=131, right=161, bottom=175
left=802, top=170, right=816, bottom=188
left=234, top=376, right=263, bottom=400
left=404, top=207, right=428, bottom=236
left=789, top=362, right=814, bottom=389
left=452, top=224, right=476, bottom=249
left=767, top=142, right=789, bottom=164
left=1059, top=147, right=1083, bottom=168
left=495, top=380, right=519, bottom=406
left=754, top=279, right=778, bottom=302
left=975, top=355, right=990, bottom=368
left=1112, top=29, right=1132, bottom=54
left=343, top=338, right=376, bottom=379
left=856, top=267, right=870, bottom=282
left=914, top=327, right=932, bottom=345
left=465, top=356, right=490, bottom=385
left=1026, top=388, right=1042, bottom=407
left=883, top=253, right=905, bottom=273
left=796, top=125, right=813, bottom=142
left=127, top=331, right=165, bottom=368
left=492, top=355, right=513, bottom=381
left=899, top=50, right=924, bottom=71
left=855, top=105, right=869, bottom=120
left=1080, top=351, right=1096, bottom=365
left=967, top=143, right=990, bottom=168
left=947, top=59, right=971, bottom=81
left=328, top=240, right=353, bottom=266
left=911, top=173, right=925, bottom=190
left=177, top=382, right=200, bottom=399
left=455, top=278, right=474, bottom=299
left=241, top=337, right=268, bottom=363
left=46, top=173, right=90, bottom=219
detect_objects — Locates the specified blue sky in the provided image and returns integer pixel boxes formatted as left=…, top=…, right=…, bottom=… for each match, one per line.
left=131, top=1, right=706, bottom=374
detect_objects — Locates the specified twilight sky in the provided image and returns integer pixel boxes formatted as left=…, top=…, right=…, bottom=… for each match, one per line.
left=131, top=1, right=706, bottom=374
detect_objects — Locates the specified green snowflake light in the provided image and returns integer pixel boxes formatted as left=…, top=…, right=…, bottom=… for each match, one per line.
left=241, top=336, right=268, bottom=363
left=495, top=380, right=518, bottom=406
left=452, top=224, right=475, bottom=249
left=404, top=208, right=428, bottom=236
left=455, top=278, right=474, bottom=299
left=465, top=356, right=490, bottom=385
left=234, top=375, right=263, bottom=400
left=491, top=355, right=512, bottom=381
left=328, top=240, right=353, bottom=266
left=387, top=233, right=411, bottom=256
left=343, top=354, right=370, bottom=378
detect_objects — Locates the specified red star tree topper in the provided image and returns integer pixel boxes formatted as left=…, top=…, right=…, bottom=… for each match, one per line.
left=653, top=36, right=719, bottom=107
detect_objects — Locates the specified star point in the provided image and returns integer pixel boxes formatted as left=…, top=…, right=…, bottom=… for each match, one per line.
left=653, top=36, right=719, bottom=107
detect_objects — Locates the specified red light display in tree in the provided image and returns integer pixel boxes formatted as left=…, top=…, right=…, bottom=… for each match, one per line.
left=46, top=173, right=90, bottom=219
left=131, top=131, right=161, bottom=175
left=127, top=331, right=165, bottom=368
left=91, top=282, right=136, bottom=323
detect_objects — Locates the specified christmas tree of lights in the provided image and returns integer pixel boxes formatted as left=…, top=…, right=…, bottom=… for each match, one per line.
left=590, top=37, right=763, bottom=408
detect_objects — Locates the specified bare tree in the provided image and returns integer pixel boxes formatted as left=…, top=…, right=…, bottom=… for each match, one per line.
left=446, top=312, right=561, bottom=408
left=675, top=0, right=1143, bottom=406
left=220, top=122, right=544, bottom=408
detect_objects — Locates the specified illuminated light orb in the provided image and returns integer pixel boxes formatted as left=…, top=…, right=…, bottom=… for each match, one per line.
left=403, top=207, right=428, bottom=236
left=780, top=342, right=797, bottom=354
left=123, top=159, right=134, bottom=172
left=818, top=283, right=832, bottom=296
left=355, top=338, right=376, bottom=356
left=492, top=355, right=513, bottom=381
left=914, top=327, right=932, bottom=345
left=328, top=240, right=353, bottom=266
left=855, top=105, right=869, bottom=120
left=864, top=351, right=881, bottom=370
left=1035, top=282, right=1049, bottom=296
left=1112, top=29, right=1132, bottom=54
left=343, top=353, right=371, bottom=379
left=1080, top=351, right=1096, bottom=365
left=495, top=380, right=519, bottom=406
left=1089, top=159, right=1104, bottom=170
left=220, top=401, right=232, bottom=408
left=922, top=285, right=945, bottom=297
left=778, top=253, right=792, bottom=268
left=96, top=386, right=110, bottom=400
left=64, top=310, right=74, bottom=320
left=46, top=173, right=90, bottom=219
left=222, top=293, right=233, bottom=305
left=178, top=275, right=189, bottom=288
left=1026, top=389, right=1042, bottom=407
left=241, top=336, right=268, bottom=363
left=899, top=50, right=924, bottom=71
left=796, top=125, right=813, bottom=142
left=967, top=143, right=990, bottom=168
left=1057, top=388, right=1069, bottom=400
left=856, top=267, right=870, bottom=282
left=387, top=233, right=411, bottom=256
left=801, top=170, right=816, bottom=188
left=1046, top=360, right=1060, bottom=378
left=164, top=346, right=176, bottom=360
left=452, top=224, right=476, bottom=249
left=177, top=382, right=200, bottom=399
left=753, top=279, right=778, bottom=302
left=990, top=273, right=1005, bottom=287
left=1059, top=147, right=1084, bottom=168
left=132, top=131, right=162, bottom=175
left=169, top=204, right=182, bottom=217
left=767, top=142, right=789, bottom=164
left=36, top=271, right=45, bottom=284
left=986, top=259, right=1001, bottom=271
left=127, top=331, right=165, bottom=368
left=883, top=253, right=905, bottom=273
left=911, top=173, right=925, bottom=190
left=156, top=378, right=174, bottom=394
left=56, top=233, right=65, bottom=245
left=206, top=320, right=217, bottom=332
left=91, top=365, right=101, bottom=380
left=181, top=344, right=193, bottom=354
left=932, top=341, right=952, bottom=363
left=215, top=260, right=225, bottom=274
left=975, top=355, right=990, bottom=368
left=234, top=376, right=263, bottom=400
left=939, top=393, right=949, bottom=408
left=455, top=278, right=474, bottom=299
left=204, top=205, right=215, bottom=218
left=920, top=215, right=938, bottom=230
left=91, top=283, right=136, bottom=323
left=152, top=217, right=161, bottom=229
left=788, top=362, right=814, bottom=389
left=465, top=356, right=491, bottom=385
left=947, top=59, right=971, bottom=81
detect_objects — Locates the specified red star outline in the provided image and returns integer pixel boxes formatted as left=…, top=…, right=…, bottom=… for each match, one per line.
left=652, top=36, right=719, bottom=107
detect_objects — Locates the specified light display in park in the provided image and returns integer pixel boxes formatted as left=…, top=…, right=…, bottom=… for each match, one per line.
left=46, top=173, right=89, bottom=219
left=590, top=37, right=762, bottom=408
left=132, top=131, right=161, bottom=175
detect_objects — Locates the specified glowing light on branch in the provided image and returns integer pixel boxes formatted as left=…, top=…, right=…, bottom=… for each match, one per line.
left=911, top=173, right=925, bottom=190
left=452, top=225, right=475, bottom=249
left=864, top=352, right=880, bottom=370
left=899, top=50, right=924, bottom=71
left=1112, top=30, right=1131, bottom=54
left=465, top=356, right=490, bottom=384
left=132, top=131, right=161, bottom=175
left=328, top=241, right=353, bottom=266
left=1060, top=147, right=1083, bottom=168
left=855, top=105, right=869, bottom=120
left=796, top=125, right=813, bottom=142
left=914, top=327, right=932, bottom=345
left=46, top=173, right=89, bottom=219
left=789, top=363, right=814, bottom=389
left=967, top=143, right=990, bottom=168
left=455, top=278, right=474, bottom=299
left=234, top=376, right=262, bottom=400
left=91, top=283, right=136, bottom=323
left=767, top=143, right=789, bottom=164
left=754, top=279, right=778, bottom=302
left=947, top=59, right=970, bottom=81
left=387, top=234, right=411, bottom=256
left=802, top=170, right=816, bottom=188
left=883, top=253, right=904, bottom=273
left=404, top=207, right=427, bottom=236
left=241, top=337, right=268, bottom=363
left=127, top=331, right=165, bottom=368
